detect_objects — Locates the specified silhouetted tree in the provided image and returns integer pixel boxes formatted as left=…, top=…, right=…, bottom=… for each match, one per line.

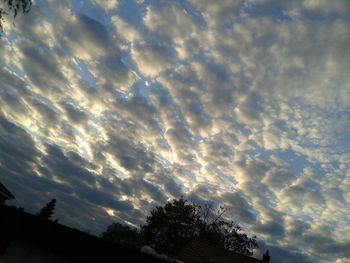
left=0, top=0, right=32, bottom=35
left=101, top=222, right=140, bottom=249
left=140, top=197, right=202, bottom=256
left=37, top=198, right=56, bottom=221
left=140, top=197, right=258, bottom=256
left=199, top=203, right=258, bottom=256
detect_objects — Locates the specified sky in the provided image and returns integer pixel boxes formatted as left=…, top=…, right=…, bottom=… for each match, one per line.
left=0, top=0, right=350, bottom=262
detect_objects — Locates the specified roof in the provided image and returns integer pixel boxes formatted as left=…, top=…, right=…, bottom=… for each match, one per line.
left=0, top=181, right=15, bottom=200
left=177, top=239, right=263, bottom=263
left=0, top=205, right=165, bottom=263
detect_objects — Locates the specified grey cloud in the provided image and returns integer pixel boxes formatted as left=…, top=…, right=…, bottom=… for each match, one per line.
left=75, top=184, right=133, bottom=212
left=19, top=43, right=66, bottom=92
left=302, top=233, right=350, bottom=261
left=158, top=70, right=212, bottom=133
left=60, top=100, right=89, bottom=124
left=186, top=184, right=217, bottom=205
left=253, top=220, right=285, bottom=240
left=165, top=125, right=193, bottom=150
left=42, top=144, right=97, bottom=185
left=253, top=0, right=350, bottom=16
left=0, top=115, right=40, bottom=171
left=105, top=132, right=156, bottom=174
left=237, top=158, right=270, bottom=182
left=189, top=62, right=239, bottom=119
left=32, top=99, right=59, bottom=124
left=0, top=67, right=30, bottom=94
left=0, top=68, right=34, bottom=117
left=0, top=89, right=28, bottom=115
left=66, top=151, right=98, bottom=171
left=236, top=181, right=278, bottom=218
left=200, top=135, right=236, bottom=169
left=61, top=13, right=119, bottom=60
left=277, top=169, right=326, bottom=213
left=284, top=217, right=311, bottom=239
left=144, top=1, right=200, bottom=43
left=137, top=178, right=167, bottom=204
left=9, top=6, right=51, bottom=45
left=189, top=0, right=240, bottom=21
left=262, top=168, right=296, bottom=191
left=220, top=191, right=257, bottom=224
left=234, top=92, right=265, bottom=126
left=132, top=42, right=175, bottom=77
left=279, top=184, right=325, bottom=211
left=165, top=125, right=198, bottom=166
left=147, top=172, right=183, bottom=199
left=93, top=55, right=133, bottom=88
left=113, top=91, right=162, bottom=133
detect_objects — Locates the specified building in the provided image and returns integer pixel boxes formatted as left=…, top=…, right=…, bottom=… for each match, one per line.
left=0, top=205, right=166, bottom=262
left=0, top=181, right=15, bottom=205
left=177, top=239, right=270, bottom=263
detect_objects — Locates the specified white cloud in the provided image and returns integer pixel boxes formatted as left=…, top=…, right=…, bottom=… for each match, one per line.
left=111, top=16, right=142, bottom=42
left=337, top=259, right=350, bottom=263
left=131, top=42, right=175, bottom=77
left=144, top=2, right=199, bottom=43
left=92, top=0, right=118, bottom=11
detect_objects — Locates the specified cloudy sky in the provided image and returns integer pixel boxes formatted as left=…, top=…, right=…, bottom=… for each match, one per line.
left=1, top=0, right=350, bottom=262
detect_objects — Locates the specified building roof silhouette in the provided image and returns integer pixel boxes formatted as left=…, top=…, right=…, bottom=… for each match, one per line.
left=177, top=239, right=268, bottom=263
left=0, top=205, right=165, bottom=262
left=0, top=181, right=15, bottom=200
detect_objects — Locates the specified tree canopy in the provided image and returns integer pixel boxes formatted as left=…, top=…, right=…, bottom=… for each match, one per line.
left=140, top=197, right=202, bottom=255
left=140, top=197, right=258, bottom=256
left=102, top=197, right=258, bottom=257
left=0, top=0, right=32, bottom=34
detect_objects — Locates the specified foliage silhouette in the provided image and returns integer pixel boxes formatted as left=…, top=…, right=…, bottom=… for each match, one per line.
left=140, top=197, right=258, bottom=256
left=140, top=197, right=202, bottom=256
left=0, top=0, right=32, bottom=35
left=37, top=198, right=57, bottom=221
left=101, top=222, right=140, bottom=249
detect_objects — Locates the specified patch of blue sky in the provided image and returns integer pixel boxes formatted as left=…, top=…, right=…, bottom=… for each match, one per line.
left=248, top=139, right=321, bottom=179
left=279, top=148, right=326, bottom=179
left=210, top=168, right=238, bottom=188
left=178, top=165, right=198, bottom=181
left=128, top=79, right=153, bottom=100
left=72, top=59, right=97, bottom=90
left=0, top=64, right=27, bottom=86
left=175, top=0, right=208, bottom=30
left=273, top=119, right=288, bottom=131
left=116, top=0, right=147, bottom=26
left=35, top=95, right=60, bottom=113
left=154, top=156, right=179, bottom=173
left=72, top=1, right=108, bottom=26
left=228, top=120, right=252, bottom=137
left=35, top=0, right=55, bottom=22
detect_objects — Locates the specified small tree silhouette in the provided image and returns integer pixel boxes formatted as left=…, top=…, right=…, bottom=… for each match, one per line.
left=37, top=198, right=56, bottom=221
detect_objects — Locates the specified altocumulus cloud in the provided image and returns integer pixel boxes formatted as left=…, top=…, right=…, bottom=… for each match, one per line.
left=1, top=0, right=350, bottom=262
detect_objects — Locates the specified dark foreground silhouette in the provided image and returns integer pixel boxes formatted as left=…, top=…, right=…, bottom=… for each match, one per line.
left=0, top=205, right=165, bottom=262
